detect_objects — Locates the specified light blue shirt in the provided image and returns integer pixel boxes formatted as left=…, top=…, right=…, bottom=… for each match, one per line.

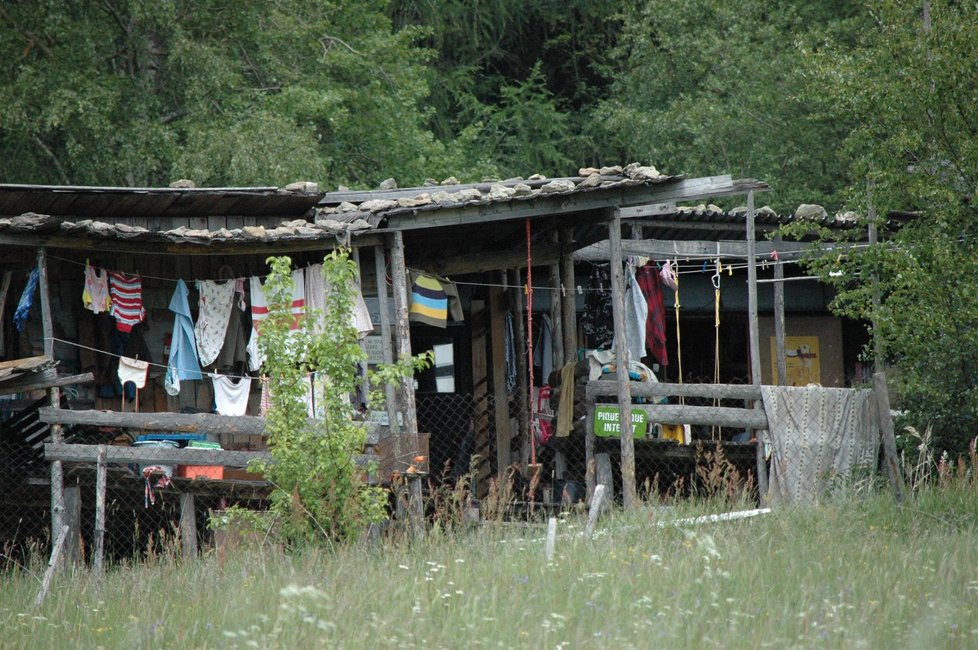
left=165, top=279, right=202, bottom=395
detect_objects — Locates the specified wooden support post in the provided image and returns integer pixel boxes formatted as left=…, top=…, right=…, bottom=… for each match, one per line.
left=180, top=493, right=198, bottom=558
left=390, top=231, right=417, bottom=435
left=773, top=234, right=788, bottom=385
left=596, top=453, right=615, bottom=506
left=869, top=204, right=905, bottom=501
left=38, top=248, right=66, bottom=541
left=559, top=228, right=577, bottom=364
left=747, top=192, right=769, bottom=501
left=550, top=231, right=564, bottom=376
left=585, top=401, right=596, bottom=500
left=406, top=474, right=425, bottom=539
left=33, top=525, right=69, bottom=609
left=0, top=270, right=11, bottom=352
left=390, top=231, right=423, bottom=535
left=608, top=209, right=637, bottom=509
left=64, top=485, right=81, bottom=565
left=511, top=268, right=530, bottom=469
left=93, top=445, right=107, bottom=581
left=374, top=245, right=400, bottom=434
left=489, top=278, right=511, bottom=478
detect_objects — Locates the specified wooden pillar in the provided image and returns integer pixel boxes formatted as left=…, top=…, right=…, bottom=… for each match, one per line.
left=585, top=401, right=596, bottom=499
left=869, top=204, right=905, bottom=501
left=389, top=231, right=424, bottom=535
left=608, top=209, right=637, bottom=509
left=746, top=192, right=769, bottom=500
left=773, top=234, right=788, bottom=385
left=390, top=231, right=418, bottom=439
left=488, top=276, right=511, bottom=478
left=180, top=493, right=198, bottom=557
left=93, top=445, right=107, bottom=580
left=512, top=268, right=531, bottom=469
left=559, top=229, right=578, bottom=364
left=37, top=248, right=66, bottom=541
left=550, top=230, right=564, bottom=379
left=63, top=485, right=81, bottom=565
left=373, top=245, right=400, bottom=435
left=469, top=289, right=490, bottom=491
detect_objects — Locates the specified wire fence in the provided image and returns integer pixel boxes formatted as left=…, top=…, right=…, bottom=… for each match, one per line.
left=0, top=378, right=886, bottom=567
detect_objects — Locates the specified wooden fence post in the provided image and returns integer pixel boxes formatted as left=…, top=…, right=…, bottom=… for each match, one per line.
left=746, top=192, right=769, bottom=502
left=93, top=445, right=107, bottom=581
left=608, top=210, right=637, bottom=509
left=180, top=493, right=198, bottom=557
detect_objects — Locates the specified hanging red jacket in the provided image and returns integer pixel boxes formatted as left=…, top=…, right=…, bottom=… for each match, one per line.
left=635, top=264, right=668, bottom=367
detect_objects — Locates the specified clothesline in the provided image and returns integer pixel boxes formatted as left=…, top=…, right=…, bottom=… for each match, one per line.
left=48, top=253, right=285, bottom=284
left=45, top=336, right=255, bottom=381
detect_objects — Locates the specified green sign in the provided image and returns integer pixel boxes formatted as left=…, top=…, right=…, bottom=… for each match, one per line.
left=593, top=406, right=647, bottom=438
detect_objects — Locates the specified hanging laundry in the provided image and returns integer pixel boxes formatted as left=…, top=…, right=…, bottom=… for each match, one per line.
left=305, top=263, right=374, bottom=338
left=617, top=264, right=649, bottom=365
left=117, top=356, right=149, bottom=390
left=247, top=269, right=305, bottom=371
left=13, top=267, right=39, bottom=332
left=164, top=279, right=202, bottom=396
left=580, top=265, right=614, bottom=348
left=533, top=313, right=554, bottom=386
left=234, top=277, right=247, bottom=311
left=82, top=262, right=111, bottom=314
left=407, top=269, right=463, bottom=328
left=660, top=260, right=679, bottom=291
left=504, top=311, right=517, bottom=393
left=195, top=279, right=236, bottom=367
left=96, top=320, right=151, bottom=399
left=108, top=271, right=146, bottom=333
left=214, top=310, right=248, bottom=372
left=635, top=263, right=669, bottom=366
left=211, top=374, right=252, bottom=416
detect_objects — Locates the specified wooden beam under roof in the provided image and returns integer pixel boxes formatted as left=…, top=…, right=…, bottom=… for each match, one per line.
left=574, top=238, right=863, bottom=262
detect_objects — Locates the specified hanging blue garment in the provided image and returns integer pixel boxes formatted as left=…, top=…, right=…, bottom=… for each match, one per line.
left=164, top=279, right=202, bottom=395
left=13, top=268, right=39, bottom=332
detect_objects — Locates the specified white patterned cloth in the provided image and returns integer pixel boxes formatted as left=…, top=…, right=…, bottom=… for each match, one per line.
left=762, top=386, right=880, bottom=505
left=305, top=263, right=374, bottom=338
left=195, top=280, right=236, bottom=367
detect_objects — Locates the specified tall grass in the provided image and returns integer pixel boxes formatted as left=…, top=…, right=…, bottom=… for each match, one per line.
left=3, top=480, right=977, bottom=649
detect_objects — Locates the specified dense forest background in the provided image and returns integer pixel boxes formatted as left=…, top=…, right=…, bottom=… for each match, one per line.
left=1, top=1, right=977, bottom=450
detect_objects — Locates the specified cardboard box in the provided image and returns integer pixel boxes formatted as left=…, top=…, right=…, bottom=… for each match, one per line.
left=177, top=465, right=224, bottom=480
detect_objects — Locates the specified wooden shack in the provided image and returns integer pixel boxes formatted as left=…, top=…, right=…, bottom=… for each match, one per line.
left=0, top=166, right=891, bottom=560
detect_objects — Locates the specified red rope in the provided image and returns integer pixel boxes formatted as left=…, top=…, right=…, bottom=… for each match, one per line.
left=525, top=218, right=535, bottom=466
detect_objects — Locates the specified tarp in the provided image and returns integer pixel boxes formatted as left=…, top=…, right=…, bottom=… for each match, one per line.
left=762, top=386, right=880, bottom=504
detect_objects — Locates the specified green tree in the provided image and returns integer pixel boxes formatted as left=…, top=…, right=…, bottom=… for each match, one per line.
left=596, top=0, right=863, bottom=210
left=797, top=0, right=978, bottom=454
left=0, top=1, right=453, bottom=188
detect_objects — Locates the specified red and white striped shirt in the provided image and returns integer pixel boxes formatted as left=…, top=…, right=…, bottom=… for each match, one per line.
left=109, top=271, right=146, bottom=332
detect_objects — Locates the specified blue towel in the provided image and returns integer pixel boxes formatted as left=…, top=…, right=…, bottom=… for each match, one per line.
left=13, top=268, right=39, bottom=332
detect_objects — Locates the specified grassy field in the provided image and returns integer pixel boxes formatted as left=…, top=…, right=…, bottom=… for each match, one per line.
left=3, top=485, right=977, bottom=649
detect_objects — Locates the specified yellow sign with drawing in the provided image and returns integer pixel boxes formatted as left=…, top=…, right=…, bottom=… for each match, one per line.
left=770, top=336, right=820, bottom=386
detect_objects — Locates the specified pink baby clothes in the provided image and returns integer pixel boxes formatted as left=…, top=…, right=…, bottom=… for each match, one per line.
left=83, top=263, right=111, bottom=314
left=108, top=271, right=146, bottom=332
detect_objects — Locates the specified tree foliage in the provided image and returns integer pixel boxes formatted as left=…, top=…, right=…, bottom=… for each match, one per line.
left=792, top=0, right=978, bottom=454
